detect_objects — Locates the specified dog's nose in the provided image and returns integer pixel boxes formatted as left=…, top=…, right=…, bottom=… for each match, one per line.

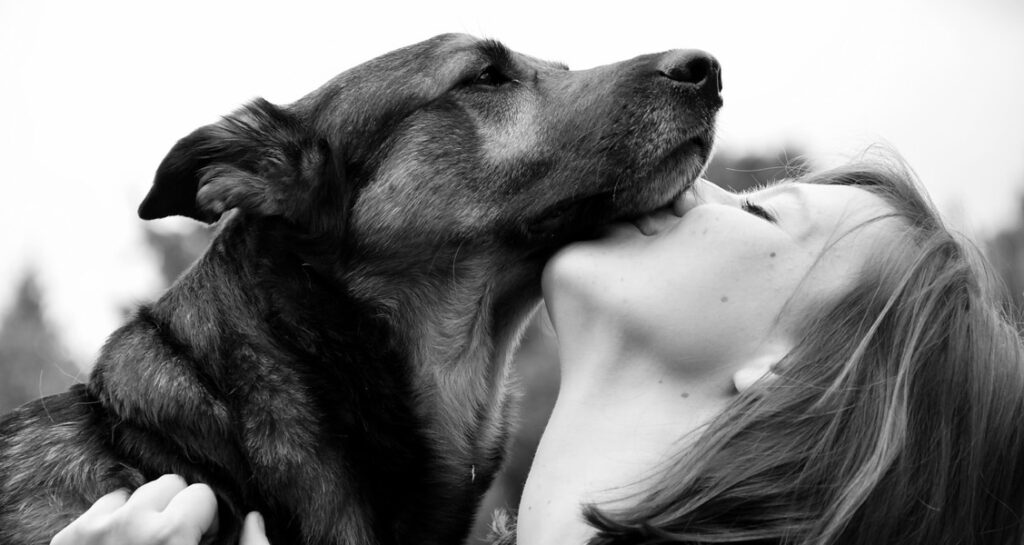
left=658, top=50, right=722, bottom=99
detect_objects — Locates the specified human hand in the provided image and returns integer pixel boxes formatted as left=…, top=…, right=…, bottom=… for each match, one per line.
left=50, top=474, right=272, bottom=545
left=51, top=474, right=218, bottom=545
left=239, top=511, right=271, bottom=545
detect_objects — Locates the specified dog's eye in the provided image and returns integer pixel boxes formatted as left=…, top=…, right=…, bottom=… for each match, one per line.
left=471, top=66, right=512, bottom=87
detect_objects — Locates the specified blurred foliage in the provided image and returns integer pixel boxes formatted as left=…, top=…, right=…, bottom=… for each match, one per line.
left=704, top=146, right=806, bottom=193
left=704, top=147, right=811, bottom=192
left=1, top=148, right=1022, bottom=541
left=987, top=205, right=1024, bottom=322
left=144, top=225, right=216, bottom=286
left=0, top=271, right=78, bottom=413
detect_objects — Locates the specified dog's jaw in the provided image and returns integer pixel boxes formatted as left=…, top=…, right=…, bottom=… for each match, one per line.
left=623, top=129, right=716, bottom=218
left=520, top=128, right=715, bottom=247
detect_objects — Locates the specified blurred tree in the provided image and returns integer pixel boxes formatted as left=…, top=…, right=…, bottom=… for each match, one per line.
left=0, top=270, right=78, bottom=413
left=144, top=224, right=215, bottom=287
left=113, top=225, right=214, bottom=321
left=986, top=195, right=1024, bottom=321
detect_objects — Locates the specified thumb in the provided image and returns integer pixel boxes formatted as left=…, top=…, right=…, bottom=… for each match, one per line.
left=240, top=512, right=271, bottom=545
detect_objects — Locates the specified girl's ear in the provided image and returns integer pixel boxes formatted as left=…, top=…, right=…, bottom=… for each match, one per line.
left=732, top=343, right=789, bottom=393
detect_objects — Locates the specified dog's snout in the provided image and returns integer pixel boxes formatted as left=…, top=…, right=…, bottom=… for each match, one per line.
left=658, top=50, right=722, bottom=98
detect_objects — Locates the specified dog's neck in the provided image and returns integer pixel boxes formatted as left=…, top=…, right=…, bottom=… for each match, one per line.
left=343, top=239, right=544, bottom=489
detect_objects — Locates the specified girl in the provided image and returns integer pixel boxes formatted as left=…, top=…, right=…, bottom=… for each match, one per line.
left=54, top=157, right=1024, bottom=545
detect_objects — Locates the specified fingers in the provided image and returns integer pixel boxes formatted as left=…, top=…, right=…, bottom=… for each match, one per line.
left=163, top=482, right=220, bottom=538
left=80, top=488, right=130, bottom=518
left=124, top=474, right=189, bottom=512
left=240, top=512, right=271, bottom=545
left=50, top=475, right=225, bottom=545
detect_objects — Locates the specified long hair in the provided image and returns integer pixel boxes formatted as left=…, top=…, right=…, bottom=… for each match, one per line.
left=584, top=157, right=1024, bottom=544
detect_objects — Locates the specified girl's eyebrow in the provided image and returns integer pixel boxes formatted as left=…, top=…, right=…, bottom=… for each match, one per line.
left=739, top=176, right=794, bottom=195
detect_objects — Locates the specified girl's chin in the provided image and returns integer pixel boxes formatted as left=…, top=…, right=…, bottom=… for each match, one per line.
left=541, top=243, right=593, bottom=306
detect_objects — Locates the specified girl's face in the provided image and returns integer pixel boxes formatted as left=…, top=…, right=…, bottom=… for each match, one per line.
left=543, top=178, right=898, bottom=378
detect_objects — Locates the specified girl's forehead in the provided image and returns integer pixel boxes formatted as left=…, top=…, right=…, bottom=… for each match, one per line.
left=774, top=185, right=901, bottom=337
left=758, top=182, right=897, bottom=246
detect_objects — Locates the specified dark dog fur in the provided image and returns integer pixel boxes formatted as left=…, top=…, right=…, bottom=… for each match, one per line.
left=0, top=34, right=720, bottom=545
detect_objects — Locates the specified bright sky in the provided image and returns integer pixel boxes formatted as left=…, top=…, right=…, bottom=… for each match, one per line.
left=2, top=0, right=1023, bottom=363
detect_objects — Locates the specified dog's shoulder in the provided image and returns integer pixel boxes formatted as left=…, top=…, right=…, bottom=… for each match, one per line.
left=86, top=305, right=252, bottom=488
left=0, top=385, right=145, bottom=545
left=0, top=384, right=127, bottom=485
left=90, top=305, right=233, bottom=433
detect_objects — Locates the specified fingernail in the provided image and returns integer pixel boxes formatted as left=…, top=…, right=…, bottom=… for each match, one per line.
left=253, top=511, right=265, bottom=532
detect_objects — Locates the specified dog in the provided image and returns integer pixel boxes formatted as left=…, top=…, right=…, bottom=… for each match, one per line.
left=0, top=34, right=721, bottom=545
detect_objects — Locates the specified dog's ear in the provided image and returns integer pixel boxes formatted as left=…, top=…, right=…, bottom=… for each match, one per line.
left=139, top=98, right=345, bottom=232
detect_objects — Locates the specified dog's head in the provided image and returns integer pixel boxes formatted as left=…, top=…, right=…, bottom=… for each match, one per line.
left=140, top=33, right=720, bottom=261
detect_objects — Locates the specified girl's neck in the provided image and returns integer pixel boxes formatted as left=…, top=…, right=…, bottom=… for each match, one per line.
left=516, top=331, right=733, bottom=545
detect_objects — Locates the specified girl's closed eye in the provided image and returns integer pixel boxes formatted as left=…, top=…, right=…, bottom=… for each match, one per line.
left=741, top=199, right=777, bottom=223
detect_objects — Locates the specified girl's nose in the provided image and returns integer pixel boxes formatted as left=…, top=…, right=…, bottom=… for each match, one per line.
left=673, top=178, right=736, bottom=215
